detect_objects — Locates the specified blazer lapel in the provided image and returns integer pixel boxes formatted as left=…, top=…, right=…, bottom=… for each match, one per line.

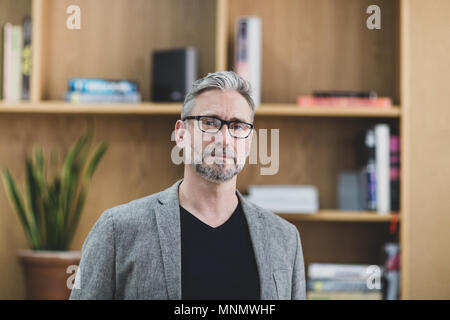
left=155, top=179, right=183, bottom=300
left=237, top=191, right=277, bottom=299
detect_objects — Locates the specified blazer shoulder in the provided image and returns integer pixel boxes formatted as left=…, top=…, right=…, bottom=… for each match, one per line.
left=103, top=191, right=162, bottom=224
left=245, top=199, right=299, bottom=237
left=99, top=179, right=182, bottom=229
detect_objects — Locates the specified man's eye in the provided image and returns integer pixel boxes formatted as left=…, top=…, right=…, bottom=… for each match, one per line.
left=232, top=123, right=245, bottom=130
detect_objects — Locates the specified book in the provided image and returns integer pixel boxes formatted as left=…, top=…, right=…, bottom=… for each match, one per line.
left=21, top=16, right=31, bottom=100
left=0, top=24, right=4, bottom=99
left=365, top=129, right=377, bottom=211
left=307, top=278, right=380, bottom=292
left=313, top=90, right=378, bottom=98
left=3, top=24, right=23, bottom=101
left=2, top=23, right=12, bottom=100
left=297, top=96, right=392, bottom=107
left=307, top=291, right=383, bottom=300
left=375, top=124, right=391, bottom=214
left=235, top=16, right=261, bottom=107
left=68, top=78, right=139, bottom=95
left=356, top=126, right=398, bottom=213
left=9, top=25, right=23, bottom=101
left=307, top=263, right=384, bottom=300
left=65, top=91, right=141, bottom=103
left=390, top=135, right=400, bottom=212
left=308, top=263, right=376, bottom=281
left=245, top=185, right=318, bottom=213
left=358, top=167, right=368, bottom=211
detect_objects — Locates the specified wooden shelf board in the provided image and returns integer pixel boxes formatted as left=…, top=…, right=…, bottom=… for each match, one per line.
left=0, top=101, right=401, bottom=117
left=255, top=104, right=401, bottom=117
left=278, top=211, right=401, bottom=222
left=0, top=101, right=182, bottom=115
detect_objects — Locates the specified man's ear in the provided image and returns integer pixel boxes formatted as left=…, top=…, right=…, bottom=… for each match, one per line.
left=175, top=120, right=188, bottom=149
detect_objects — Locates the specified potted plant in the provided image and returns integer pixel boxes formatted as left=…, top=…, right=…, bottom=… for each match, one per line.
left=1, top=128, right=108, bottom=299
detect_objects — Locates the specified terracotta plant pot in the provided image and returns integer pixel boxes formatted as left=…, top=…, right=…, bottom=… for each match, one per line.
left=18, top=249, right=81, bottom=300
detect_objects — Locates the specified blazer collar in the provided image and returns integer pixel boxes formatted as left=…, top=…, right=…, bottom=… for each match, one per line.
left=154, top=178, right=276, bottom=300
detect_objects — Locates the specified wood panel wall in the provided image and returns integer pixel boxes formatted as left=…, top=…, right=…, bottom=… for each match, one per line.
left=401, top=0, right=450, bottom=299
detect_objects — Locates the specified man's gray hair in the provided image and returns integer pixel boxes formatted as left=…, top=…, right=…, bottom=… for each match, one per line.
left=181, top=71, right=255, bottom=121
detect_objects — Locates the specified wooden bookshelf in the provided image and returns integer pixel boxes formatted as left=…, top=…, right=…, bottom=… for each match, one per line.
left=256, top=105, right=401, bottom=118
left=278, top=211, right=400, bottom=223
left=0, top=101, right=401, bottom=117
left=0, top=101, right=183, bottom=115
left=1, top=0, right=449, bottom=300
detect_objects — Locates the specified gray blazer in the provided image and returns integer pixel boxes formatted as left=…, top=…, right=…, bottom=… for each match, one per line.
left=69, top=179, right=306, bottom=300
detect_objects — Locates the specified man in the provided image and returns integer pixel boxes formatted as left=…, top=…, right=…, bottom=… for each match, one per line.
left=70, top=71, right=306, bottom=300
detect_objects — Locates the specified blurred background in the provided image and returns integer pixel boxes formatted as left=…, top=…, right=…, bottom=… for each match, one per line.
left=0, top=0, right=449, bottom=300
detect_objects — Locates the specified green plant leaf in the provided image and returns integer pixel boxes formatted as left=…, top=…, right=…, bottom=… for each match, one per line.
left=59, top=135, right=87, bottom=239
left=25, top=157, right=45, bottom=248
left=67, top=187, right=87, bottom=245
left=1, top=168, right=38, bottom=249
left=66, top=141, right=108, bottom=245
left=85, top=142, right=109, bottom=180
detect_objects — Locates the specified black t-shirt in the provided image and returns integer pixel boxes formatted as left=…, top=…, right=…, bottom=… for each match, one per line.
left=180, top=198, right=261, bottom=300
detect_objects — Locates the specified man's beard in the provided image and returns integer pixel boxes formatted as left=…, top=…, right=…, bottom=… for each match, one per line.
left=188, top=143, right=245, bottom=184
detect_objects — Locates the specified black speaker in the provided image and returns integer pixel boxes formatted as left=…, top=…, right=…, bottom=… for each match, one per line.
left=151, top=47, right=198, bottom=102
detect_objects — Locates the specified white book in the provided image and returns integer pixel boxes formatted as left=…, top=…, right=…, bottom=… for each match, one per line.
left=6, top=25, right=23, bottom=102
left=308, top=263, right=378, bottom=281
left=375, top=124, right=391, bottom=214
left=185, top=47, right=197, bottom=97
left=246, top=185, right=319, bottom=213
left=235, top=16, right=261, bottom=107
left=307, top=291, right=383, bottom=300
left=2, top=23, right=13, bottom=100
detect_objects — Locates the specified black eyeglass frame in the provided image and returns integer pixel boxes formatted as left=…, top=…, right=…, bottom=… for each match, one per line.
left=182, top=115, right=254, bottom=139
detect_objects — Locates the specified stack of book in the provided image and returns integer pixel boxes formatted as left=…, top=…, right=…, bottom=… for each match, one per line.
left=244, top=185, right=318, bottom=213
left=1, top=17, right=32, bottom=102
left=356, top=124, right=400, bottom=214
left=297, top=91, right=392, bottom=108
left=307, top=263, right=384, bottom=300
left=65, top=78, right=141, bottom=103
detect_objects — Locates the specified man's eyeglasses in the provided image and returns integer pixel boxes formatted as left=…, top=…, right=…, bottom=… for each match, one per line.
left=182, top=115, right=254, bottom=139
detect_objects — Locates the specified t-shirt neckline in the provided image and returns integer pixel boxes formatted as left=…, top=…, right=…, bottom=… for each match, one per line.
left=180, top=198, right=241, bottom=231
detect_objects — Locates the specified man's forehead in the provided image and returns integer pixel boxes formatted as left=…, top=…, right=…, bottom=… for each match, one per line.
left=192, top=89, right=251, bottom=120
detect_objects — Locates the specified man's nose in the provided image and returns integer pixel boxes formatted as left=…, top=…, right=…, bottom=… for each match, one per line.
left=218, top=123, right=234, bottom=147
